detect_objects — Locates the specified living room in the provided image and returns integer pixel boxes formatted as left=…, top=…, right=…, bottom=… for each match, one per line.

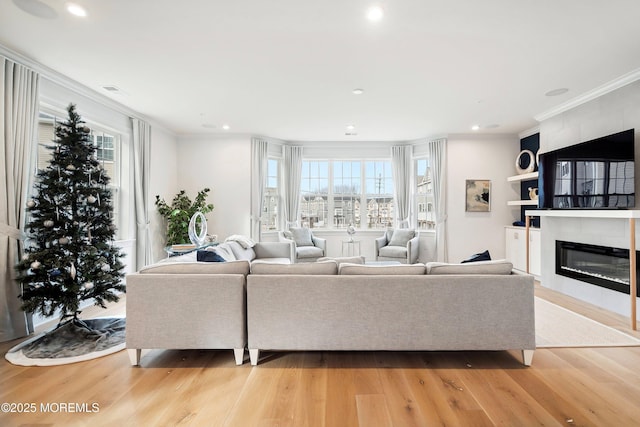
left=2, top=1, right=640, bottom=425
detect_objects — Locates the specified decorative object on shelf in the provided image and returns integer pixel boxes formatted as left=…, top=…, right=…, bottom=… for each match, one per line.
left=155, top=188, right=214, bottom=245
left=346, top=224, right=356, bottom=242
left=188, top=211, right=208, bottom=246
left=528, top=187, right=539, bottom=200
left=515, top=149, right=536, bottom=175
left=465, top=179, right=491, bottom=212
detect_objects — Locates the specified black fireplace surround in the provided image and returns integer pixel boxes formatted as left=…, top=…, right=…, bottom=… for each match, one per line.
left=556, top=240, right=640, bottom=297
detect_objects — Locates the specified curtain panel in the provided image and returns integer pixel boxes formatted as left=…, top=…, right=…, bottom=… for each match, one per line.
left=250, top=138, right=268, bottom=240
left=282, top=145, right=303, bottom=228
left=132, top=118, right=152, bottom=269
left=428, top=138, right=448, bottom=262
left=0, top=58, right=39, bottom=342
left=391, top=145, right=411, bottom=228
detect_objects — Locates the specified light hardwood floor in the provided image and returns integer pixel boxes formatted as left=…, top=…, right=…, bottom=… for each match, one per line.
left=1, top=284, right=640, bottom=427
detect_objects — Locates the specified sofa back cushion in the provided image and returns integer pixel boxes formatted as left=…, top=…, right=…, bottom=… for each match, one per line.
left=317, top=255, right=365, bottom=266
left=251, top=260, right=338, bottom=275
left=426, top=259, right=513, bottom=275
left=139, top=260, right=250, bottom=275
left=388, top=229, right=415, bottom=247
left=289, top=227, right=314, bottom=247
left=339, top=263, right=425, bottom=275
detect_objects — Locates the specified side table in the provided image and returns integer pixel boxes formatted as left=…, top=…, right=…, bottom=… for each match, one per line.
left=342, top=240, right=361, bottom=257
left=164, top=242, right=218, bottom=257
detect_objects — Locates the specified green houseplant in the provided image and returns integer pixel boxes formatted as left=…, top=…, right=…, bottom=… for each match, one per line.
left=155, top=188, right=214, bottom=245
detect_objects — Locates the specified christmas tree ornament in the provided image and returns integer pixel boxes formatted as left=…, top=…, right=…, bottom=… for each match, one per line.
left=26, top=200, right=36, bottom=208
left=49, top=269, right=61, bottom=277
left=86, top=195, right=97, bottom=204
left=66, top=164, right=76, bottom=171
left=101, top=263, right=111, bottom=272
left=59, top=237, right=70, bottom=245
left=83, top=282, right=94, bottom=290
left=30, top=261, right=41, bottom=269
left=43, top=220, right=54, bottom=228
left=69, top=263, right=77, bottom=280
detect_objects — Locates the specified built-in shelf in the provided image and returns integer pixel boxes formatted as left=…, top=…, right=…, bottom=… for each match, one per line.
left=507, top=171, right=539, bottom=182
left=508, top=200, right=538, bottom=206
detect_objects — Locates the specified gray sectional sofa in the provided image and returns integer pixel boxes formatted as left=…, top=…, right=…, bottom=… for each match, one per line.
left=126, top=253, right=536, bottom=367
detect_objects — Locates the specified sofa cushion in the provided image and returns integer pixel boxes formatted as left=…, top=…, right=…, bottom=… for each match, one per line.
left=339, top=263, right=425, bottom=275
left=139, top=260, right=250, bottom=275
left=250, top=260, right=338, bottom=275
left=296, top=245, right=324, bottom=259
left=378, top=245, right=407, bottom=258
left=225, top=240, right=257, bottom=261
left=426, top=259, right=513, bottom=275
left=196, top=250, right=226, bottom=262
left=318, top=255, right=365, bottom=266
left=250, top=258, right=292, bottom=265
left=388, top=229, right=415, bottom=247
left=290, top=227, right=314, bottom=247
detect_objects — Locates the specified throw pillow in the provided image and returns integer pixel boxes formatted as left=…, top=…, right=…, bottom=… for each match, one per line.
left=388, top=229, right=415, bottom=247
left=289, top=227, right=314, bottom=246
left=196, top=250, right=226, bottom=262
left=461, top=250, right=491, bottom=263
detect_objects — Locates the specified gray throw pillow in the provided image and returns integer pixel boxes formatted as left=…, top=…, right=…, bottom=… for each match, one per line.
left=289, top=227, right=314, bottom=247
left=388, top=229, right=415, bottom=247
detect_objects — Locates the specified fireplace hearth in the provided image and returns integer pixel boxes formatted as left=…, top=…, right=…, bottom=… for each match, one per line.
left=556, top=240, right=640, bottom=297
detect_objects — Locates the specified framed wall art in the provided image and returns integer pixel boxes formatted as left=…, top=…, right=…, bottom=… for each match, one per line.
left=465, top=179, right=491, bottom=212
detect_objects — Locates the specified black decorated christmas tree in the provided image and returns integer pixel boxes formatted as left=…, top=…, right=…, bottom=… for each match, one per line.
left=16, top=104, right=125, bottom=328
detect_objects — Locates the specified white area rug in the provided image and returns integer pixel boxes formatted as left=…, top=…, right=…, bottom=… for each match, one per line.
left=535, top=297, right=640, bottom=348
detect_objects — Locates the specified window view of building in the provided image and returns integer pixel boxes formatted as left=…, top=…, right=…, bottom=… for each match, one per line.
left=262, top=158, right=279, bottom=231
left=415, top=158, right=435, bottom=229
left=364, top=161, right=394, bottom=229
left=300, top=161, right=329, bottom=228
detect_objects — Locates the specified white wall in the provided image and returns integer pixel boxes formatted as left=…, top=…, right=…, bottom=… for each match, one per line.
left=176, top=134, right=252, bottom=241
left=538, top=80, right=640, bottom=316
left=446, top=134, right=521, bottom=263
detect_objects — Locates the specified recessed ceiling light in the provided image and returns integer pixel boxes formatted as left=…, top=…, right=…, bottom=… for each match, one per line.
left=66, top=2, right=87, bottom=17
left=346, top=124, right=356, bottom=131
left=545, top=88, right=569, bottom=97
left=352, top=88, right=364, bottom=95
left=471, top=125, right=480, bottom=131
left=12, top=0, right=58, bottom=19
left=366, top=5, right=384, bottom=22
left=222, top=124, right=230, bottom=130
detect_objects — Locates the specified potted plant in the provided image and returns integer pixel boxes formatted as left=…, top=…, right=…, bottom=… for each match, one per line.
left=155, top=188, right=214, bottom=245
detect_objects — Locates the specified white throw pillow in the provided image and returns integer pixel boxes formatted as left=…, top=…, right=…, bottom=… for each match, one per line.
left=289, top=227, right=314, bottom=247
left=388, top=229, right=415, bottom=247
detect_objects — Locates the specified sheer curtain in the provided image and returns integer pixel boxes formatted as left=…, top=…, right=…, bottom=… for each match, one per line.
left=132, top=118, right=152, bottom=269
left=250, top=138, right=268, bottom=240
left=283, top=145, right=302, bottom=228
left=0, top=58, right=39, bottom=342
left=391, top=145, right=411, bottom=228
left=428, top=138, right=448, bottom=262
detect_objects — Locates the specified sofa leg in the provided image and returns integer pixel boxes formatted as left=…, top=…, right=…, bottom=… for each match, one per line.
left=249, top=349, right=259, bottom=366
left=128, top=349, right=142, bottom=366
left=233, top=348, right=244, bottom=365
left=522, top=349, right=534, bottom=366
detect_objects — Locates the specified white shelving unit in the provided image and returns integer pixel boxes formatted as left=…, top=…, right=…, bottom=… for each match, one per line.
left=507, top=200, right=538, bottom=206
left=507, top=172, right=539, bottom=206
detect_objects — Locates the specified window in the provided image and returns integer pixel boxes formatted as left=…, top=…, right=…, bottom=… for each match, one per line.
left=36, top=109, right=121, bottom=235
left=299, top=160, right=394, bottom=229
left=415, top=158, right=435, bottom=230
left=262, top=158, right=279, bottom=231
left=300, top=161, right=329, bottom=228
left=365, top=161, right=394, bottom=229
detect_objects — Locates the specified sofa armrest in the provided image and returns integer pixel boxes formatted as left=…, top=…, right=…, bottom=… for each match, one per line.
left=407, top=234, right=420, bottom=264
left=312, top=235, right=326, bottom=252
left=374, top=236, right=388, bottom=260
left=254, top=241, right=295, bottom=262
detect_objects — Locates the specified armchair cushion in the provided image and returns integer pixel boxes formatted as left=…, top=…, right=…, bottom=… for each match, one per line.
left=289, top=227, right=314, bottom=247
left=388, top=229, right=415, bottom=247
left=378, top=245, right=408, bottom=259
left=296, top=246, right=324, bottom=259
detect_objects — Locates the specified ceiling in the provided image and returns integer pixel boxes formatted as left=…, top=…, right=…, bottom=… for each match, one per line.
left=2, top=0, right=640, bottom=142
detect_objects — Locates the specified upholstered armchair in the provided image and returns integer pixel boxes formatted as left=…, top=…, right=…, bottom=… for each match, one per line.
left=278, top=227, right=326, bottom=263
left=375, top=229, right=420, bottom=264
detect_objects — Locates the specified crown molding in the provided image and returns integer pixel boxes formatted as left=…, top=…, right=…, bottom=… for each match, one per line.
left=534, top=68, right=640, bottom=122
left=518, top=126, right=540, bottom=139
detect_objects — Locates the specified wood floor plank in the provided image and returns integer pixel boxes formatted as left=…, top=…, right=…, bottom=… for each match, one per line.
left=355, top=394, right=393, bottom=427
